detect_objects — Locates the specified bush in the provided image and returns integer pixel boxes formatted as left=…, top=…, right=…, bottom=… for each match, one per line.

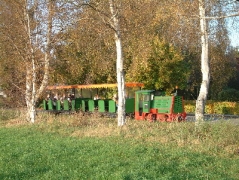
left=218, top=88, right=239, bottom=101
left=184, top=100, right=239, bottom=115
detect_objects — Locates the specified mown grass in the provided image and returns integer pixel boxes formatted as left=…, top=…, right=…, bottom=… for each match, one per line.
left=0, top=110, right=239, bottom=179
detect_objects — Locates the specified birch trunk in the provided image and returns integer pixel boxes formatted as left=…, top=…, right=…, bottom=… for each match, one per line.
left=195, top=0, right=210, bottom=126
left=24, top=0, right=53, bottom=123
left=109, top=0, right=126, bottom=126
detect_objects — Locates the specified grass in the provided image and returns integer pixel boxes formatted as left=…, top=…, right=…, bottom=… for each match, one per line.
left=0, top=110, right=239, bottom=179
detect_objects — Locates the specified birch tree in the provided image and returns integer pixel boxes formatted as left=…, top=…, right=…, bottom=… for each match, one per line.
left=195, top=0, right=209, bottom=125
left=1, top=0, right=83, bottom=122
left=196, top=0, right=239, bottom=125
left=0, top=0, right=55, bottom=123
left=25, top=0, right=54, bottom=123
left=109, top=0, right=126, bottom=126
left=75, top=0, right=126, bottom=126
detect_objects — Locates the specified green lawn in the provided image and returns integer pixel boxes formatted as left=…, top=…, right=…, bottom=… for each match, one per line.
left=0, top=112, right=239, bottom=179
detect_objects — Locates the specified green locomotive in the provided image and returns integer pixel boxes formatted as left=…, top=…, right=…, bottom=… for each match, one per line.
left=134, top=90, right=186, bottom=122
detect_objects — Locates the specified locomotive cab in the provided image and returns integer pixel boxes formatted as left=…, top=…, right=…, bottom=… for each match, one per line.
left=135, top=90, right=154, bottom=120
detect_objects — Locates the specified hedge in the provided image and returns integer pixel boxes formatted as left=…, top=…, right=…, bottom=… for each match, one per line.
left=184, top=100, right=239, bottom=115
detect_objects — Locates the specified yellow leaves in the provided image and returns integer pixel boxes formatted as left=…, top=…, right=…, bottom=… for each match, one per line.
left=185, top=100, right=239, bottom=115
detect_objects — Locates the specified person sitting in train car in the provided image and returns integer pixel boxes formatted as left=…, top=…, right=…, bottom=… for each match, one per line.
left=53, top=93, right=59, bottom=100
left=45, top=94, right=52, bottom=101
left=53, top=93, right=59, bottom=107
left=113, top=94, right=118, bottom=107
left=60, top=94, right=66, bottom=106
left=44, top=94, right=53, bottom=110
left=67, top=93, right=74, bottom=108
left=60, top=94, right=66, bottom=102
left=124, top=92, right=128, bottom=99
left=94, top=94, right=99, bottom=100
left=71, top=93, right=75, bottom=100
left=67, top=93, right=71, bottom=102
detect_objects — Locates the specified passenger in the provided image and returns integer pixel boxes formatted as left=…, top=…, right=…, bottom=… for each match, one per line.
left=94, top=94, right=99, bottom=100
left=53, top=93, right=59, bottom=101
left=65, top=93, right=72, bottom=109
left=71, top=93, right=75, bottom=100
left=53, top=93, right=59, bottom=107
left=45, top=94, right=51, bottom=101
left=125, top=92, right=129, bottom=99
left=60, top=94, right=66, bottom=106
left=113, top=93, right=118, bottom=107
left=67, top=93, right=71, bottom=102
left=45, top=94, right=53, bottom=110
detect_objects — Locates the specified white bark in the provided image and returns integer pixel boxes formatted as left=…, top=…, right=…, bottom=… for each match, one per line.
left=195, top=0, right=210, bottom=126
left=109, top=0, right=126, bottom=126
left=24, top=0, right=53, bottom=123
left=36, top=0, right=52, bottom=99
left=24, top=0, right=36, bottom=123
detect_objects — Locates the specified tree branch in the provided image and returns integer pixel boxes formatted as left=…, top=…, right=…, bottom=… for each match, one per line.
left=73, top=2, right=117, bottom=32
left=204, top=12, right=239, bottom=19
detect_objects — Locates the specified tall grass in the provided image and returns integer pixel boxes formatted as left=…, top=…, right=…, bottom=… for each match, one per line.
left=0, top=110, right=239, bottom=179
left=0, top=108, right=23, bottom=121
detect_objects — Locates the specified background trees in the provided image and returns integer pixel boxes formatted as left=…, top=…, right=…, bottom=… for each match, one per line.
left=51, top=0, right=238, bottom=99
left=53, top=2, right=116, bottom=85
left=0, top=1, right=29, bottom=107
left=0, top=0, right=239, bottom=120
left=127, top=37, right=190, bottom=94
left=0, top=0, right=79, bottom=122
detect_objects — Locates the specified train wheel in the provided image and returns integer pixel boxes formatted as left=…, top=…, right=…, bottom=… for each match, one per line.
left=126, top=113, right=134, bottom=119
left=153, top=114, right=156, bottom=121
left=164, top=115, right=169, bottom=122
left=176, top=116, right=184, bottom=122
left=147, top=114, right=154, bottom=122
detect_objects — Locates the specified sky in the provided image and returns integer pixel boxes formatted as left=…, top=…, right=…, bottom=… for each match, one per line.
left=227, top=12, right=239, bottom=48
left=229, top=19, right=239, bottom=48
left=230, top=31, right=239, bottom=47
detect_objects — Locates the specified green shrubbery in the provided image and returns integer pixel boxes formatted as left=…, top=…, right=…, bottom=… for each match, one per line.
left=218, top=88, right=239, bottom=101
left=184, top=88, right=239, bottom=114
left=185, top=100, right=239, bottom=115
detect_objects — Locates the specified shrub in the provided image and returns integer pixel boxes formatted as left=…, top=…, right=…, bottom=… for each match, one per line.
left=184, top=100, right=239, bottom=115
left=218, top=88, right=239, bottom=101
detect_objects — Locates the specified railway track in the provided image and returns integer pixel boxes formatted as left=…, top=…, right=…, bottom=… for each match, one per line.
left=186, top=113, right=239, bottom=124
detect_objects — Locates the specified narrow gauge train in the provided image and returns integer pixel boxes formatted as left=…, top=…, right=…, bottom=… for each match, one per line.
left=43, top=83, right=186, bottom=122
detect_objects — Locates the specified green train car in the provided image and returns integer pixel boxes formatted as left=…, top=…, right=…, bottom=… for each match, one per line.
left=43, top=83, right=186, bottom=122
left=43, top=98, right=135, bottom=114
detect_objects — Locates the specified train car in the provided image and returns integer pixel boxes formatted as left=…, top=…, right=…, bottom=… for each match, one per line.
left=43, top=82, right=143, bottom=113
left=42, top=83, right=186, bottom=122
